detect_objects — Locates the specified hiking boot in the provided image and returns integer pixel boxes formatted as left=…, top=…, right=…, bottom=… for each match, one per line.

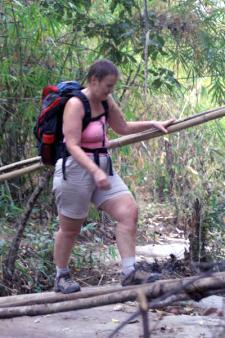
left=121, top=265, right=161, bottom=287
left=54, top=272, right=81, bottom=294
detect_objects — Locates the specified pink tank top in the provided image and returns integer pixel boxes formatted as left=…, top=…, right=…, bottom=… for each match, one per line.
left=80, top=114, right=109, bottom=149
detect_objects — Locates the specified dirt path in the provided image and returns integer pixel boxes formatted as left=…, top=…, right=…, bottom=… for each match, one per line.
left=1, top=204, right=224, bottom=337
left=1, top=300, right=225, bottom=338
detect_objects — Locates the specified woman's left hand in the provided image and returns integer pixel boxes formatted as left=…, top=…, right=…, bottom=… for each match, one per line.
left=151, top=118, right=176, bottom=133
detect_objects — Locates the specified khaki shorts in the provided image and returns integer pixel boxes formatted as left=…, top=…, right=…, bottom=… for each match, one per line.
left=52, top=155, right=132, bottom=219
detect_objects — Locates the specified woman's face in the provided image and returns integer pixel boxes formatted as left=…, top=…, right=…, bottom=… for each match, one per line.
left=91, top=74, right=118, bottom=100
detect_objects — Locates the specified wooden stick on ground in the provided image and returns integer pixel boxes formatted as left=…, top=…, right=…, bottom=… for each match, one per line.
left=0, top=271, right=225, bottom=319
left=138, top=290, right=150, bottom=338
left=0, top=279, right=178, bottom=308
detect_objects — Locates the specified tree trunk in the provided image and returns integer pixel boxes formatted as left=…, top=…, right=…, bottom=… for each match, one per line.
left=165, top=139, right=175, bottom=199
left=188, top=198, right=207, bottom=264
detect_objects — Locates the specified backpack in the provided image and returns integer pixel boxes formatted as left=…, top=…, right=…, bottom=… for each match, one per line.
left=33, top=80, right=109, bottom=178
left=34, top=81, right=92, bottom=166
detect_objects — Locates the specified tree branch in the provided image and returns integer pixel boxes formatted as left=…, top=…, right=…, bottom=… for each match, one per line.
left=3, top=171, right=52, bottom=284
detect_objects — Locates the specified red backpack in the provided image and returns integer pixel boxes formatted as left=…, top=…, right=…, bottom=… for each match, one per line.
left=33, top=81, right=92, bottom=166
left=34, top=80, right=110, bottom=178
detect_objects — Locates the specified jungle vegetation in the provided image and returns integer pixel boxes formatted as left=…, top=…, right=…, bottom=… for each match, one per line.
left=0, top=0, right=224, bottom=295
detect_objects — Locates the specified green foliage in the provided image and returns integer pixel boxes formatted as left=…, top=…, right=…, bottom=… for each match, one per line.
left=0, top=240, right=7, bottom=257
left=0, top=186, right=22, bottom=221
left=0, top=0, right=225, bottom=292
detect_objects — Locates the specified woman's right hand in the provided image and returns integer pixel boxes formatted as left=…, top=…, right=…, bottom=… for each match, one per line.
left=93, top=168, right=111, bottom=190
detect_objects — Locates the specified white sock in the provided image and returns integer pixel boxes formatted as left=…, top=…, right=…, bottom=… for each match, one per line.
left=122, top=257, right=135, bottom=276
left=56, top=266, right=70, bottom=277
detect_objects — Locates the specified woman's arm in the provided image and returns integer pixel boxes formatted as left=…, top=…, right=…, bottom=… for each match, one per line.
left=107, top=96, right=175, bottom=135
left=63, top=98, right=111, bottom=190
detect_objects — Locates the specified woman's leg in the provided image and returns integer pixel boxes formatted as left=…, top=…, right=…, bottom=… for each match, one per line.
left=100, top=193, right=138, bottom=259
left=100, top=194, right=160, bottom=286
left=54, top=214, right=85, bottom=293
left=54, top=214, right=85, bottom=267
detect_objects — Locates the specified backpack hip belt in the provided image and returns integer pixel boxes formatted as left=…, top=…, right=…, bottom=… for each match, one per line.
left=62, top=146, right=113, bottom=180
left=81, top=147, right=113, bottom=176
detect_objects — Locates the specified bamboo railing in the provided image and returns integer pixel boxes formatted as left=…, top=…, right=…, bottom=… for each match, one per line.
left=0, top=106, right=224, bottom=183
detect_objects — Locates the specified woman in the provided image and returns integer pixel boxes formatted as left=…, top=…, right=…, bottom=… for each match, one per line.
left=53, top=59, right=174, bottom=293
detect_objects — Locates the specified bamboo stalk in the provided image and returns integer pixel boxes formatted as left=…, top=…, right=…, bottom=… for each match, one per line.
left=0, top=156, right=41, bottom=173
left=0, top=271, right=223, bottom=309
left=0, top=285, right=135, bottom=308
left=0, top=163, right=44, bottom=182
left=109, top=106, right=225, bottom=149
left=0, top=271, right=225, bottom=318
left=0, top=106, right=224, bottom=183
left=0, top=279, right=177, bottom=308
left=0, top=105, right=222, bottom=173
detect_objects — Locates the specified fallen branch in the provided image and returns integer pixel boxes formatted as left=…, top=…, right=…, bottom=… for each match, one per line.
left=108, top=293, right=188, bottom=338
left=108, top=268, right=225, bottom=338
left=0, top=271, right=225, bottom=318
left=138, top=289, right=150, bottom=338
left=0, top=106, right=224, bottom=182
left=0, top=275, right=191, bottom=308
left=2, top=171, right=52, bottom=284
left=0, top=284, right=143, bottom=308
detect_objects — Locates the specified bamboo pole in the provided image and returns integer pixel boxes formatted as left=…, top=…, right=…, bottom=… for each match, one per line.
left=0, top=156, right=41, bottom=174
left=0, top=106, right=224, bottom=183
left=0, top=279, right=176, bottom=309
left=0, top=271, right=225, bottom=318
left=0, top=105, right=223, bottom=173
left=109, top=106, right=225, bottom=149
left=0, top=285, right=132, bottom=308
left=0, top=163, right=44, bottom=182
left=0, top=270, right=223, bottom=309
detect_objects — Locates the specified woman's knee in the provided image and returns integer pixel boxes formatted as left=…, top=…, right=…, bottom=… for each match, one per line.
left=58, top=214, right=84, bottom=235
left=117, top=201, right=139, bottom=224
left=58, top=227, right=78, bottom=240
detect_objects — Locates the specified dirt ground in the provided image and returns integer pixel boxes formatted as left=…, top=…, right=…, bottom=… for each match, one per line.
left=1, top=204, right=225, bottom=337
left=1, top=299, right=225, bottom=338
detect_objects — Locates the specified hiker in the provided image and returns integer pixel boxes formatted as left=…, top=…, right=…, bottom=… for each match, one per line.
left=53, top=59, right=174, bottom=293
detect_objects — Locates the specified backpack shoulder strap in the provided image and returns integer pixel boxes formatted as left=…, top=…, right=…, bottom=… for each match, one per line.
left=102, top=100, right=109, bottom=119
left=72, top=91, right=92, bottom=130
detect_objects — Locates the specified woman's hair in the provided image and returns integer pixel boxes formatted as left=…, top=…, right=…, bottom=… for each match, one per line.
left=87, top=59, right=119, bottom=82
